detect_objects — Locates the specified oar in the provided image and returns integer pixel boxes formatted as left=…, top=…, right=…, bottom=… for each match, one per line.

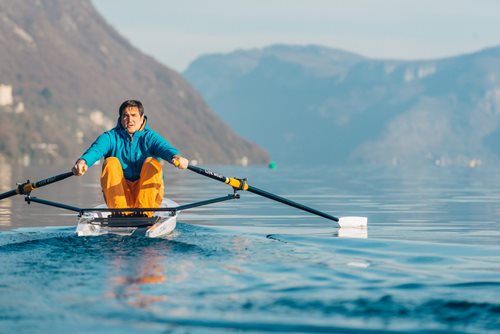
left=0, top=171, right=74, bottom=201
left=182, top=164, right=367, bottom=228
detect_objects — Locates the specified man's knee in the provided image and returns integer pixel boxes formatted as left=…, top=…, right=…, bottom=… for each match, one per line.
left=102, top=157, right=124, bottom=179
left=103, top=157, right=121, bottom=169
left=143, top=157, right=162, bottom=171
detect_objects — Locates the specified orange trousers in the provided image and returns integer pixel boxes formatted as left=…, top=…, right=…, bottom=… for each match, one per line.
left=101, top=157, right=164, bottom=215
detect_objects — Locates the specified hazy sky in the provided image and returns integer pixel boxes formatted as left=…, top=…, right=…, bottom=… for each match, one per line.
left=91, top=0, right=500, bottom=72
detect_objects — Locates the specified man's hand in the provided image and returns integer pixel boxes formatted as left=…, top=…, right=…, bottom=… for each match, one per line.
left=72, top=159, right=88, bottom=176
left=172, top=155, right=189, bottom=169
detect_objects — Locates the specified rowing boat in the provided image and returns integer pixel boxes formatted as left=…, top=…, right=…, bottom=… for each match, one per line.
left=76, top=199, right=178, bottom=238
left=1, top=165, right=368, bottom=238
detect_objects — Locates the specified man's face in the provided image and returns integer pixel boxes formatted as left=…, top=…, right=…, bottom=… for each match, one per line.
left=121, top=107, right=144, bottom=134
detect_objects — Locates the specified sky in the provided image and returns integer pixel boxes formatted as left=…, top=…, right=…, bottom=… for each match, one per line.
left=91, top=0, right=500, bottom=72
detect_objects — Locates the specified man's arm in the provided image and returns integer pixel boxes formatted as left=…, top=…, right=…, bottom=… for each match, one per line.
left=72, top=132, right=112, bottom=176
left=150, top=131, right=188, bottom=169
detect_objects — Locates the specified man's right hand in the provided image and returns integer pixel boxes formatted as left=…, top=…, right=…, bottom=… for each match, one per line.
left=172, top=155, right=189, bottom=169
left=72, top=159, right=87, bottom=176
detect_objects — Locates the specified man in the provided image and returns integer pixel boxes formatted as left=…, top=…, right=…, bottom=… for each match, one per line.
left=72, top=100, right=188, bottom=214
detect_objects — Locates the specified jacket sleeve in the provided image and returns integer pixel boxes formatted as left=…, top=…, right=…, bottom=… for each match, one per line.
left=149, top=131, right=181, bottom=162
left=80, top=132, right=112, bottom=167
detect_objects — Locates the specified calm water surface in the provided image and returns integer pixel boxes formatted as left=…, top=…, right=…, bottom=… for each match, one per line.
left=0, top=164, right=499, bottom=333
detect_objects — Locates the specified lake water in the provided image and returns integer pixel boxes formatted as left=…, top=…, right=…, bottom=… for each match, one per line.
left=1, top=163, right=499, bottom=333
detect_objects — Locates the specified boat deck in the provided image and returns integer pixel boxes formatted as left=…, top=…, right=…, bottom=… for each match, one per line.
left=88, top=215, right=162, bottom=228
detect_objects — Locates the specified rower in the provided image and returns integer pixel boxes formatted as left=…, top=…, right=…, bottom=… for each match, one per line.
left=72, top=100, right=189, bottom=216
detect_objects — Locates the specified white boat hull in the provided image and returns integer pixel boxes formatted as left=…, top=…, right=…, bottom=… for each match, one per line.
left=76, top=199, right=178, bottom=238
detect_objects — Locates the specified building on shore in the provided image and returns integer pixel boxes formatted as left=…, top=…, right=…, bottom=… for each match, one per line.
left=0, top=84, right=13, bottom=106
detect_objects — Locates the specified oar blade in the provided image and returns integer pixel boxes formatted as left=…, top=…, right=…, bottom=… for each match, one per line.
left=338, top=216, right=368, bottom=228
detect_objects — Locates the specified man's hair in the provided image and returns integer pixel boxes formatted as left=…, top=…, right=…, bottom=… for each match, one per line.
left=119, top=100, right=144, bottom=116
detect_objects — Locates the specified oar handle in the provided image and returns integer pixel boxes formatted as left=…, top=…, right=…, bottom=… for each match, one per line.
left=187, top=165, right=248, bottom=190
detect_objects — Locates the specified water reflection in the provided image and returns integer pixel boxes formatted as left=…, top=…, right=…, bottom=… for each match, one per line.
left=0, top=199, right=12, bottom=227
left=104, top=238, right=170, bottom=308
left=0, top=162, right=12, bottom=227
left=102, top=236, right=198, bottom=310
left=214, top=224, right=368, bottom=239
left=336, top=227, right=368, bottom=238
left=0, top=160, right=12, bottom=192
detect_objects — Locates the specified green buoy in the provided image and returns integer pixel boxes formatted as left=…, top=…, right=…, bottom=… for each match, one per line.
left=268, top=161, right=277, bottom=170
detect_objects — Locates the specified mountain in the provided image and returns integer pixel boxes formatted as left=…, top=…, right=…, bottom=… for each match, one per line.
left=183, top=44, right=500, bottom=167
left=0, top=0, right=268, bottom=165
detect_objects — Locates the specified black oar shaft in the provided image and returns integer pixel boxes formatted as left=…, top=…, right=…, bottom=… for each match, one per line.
left=188, top=165, right=229, bottom=183
left=31, top=172, right=74, bottom=190
left=0, top=171, right=74, bottom=201
left=247, top=185, right=339, bottom=222
left=186, top=165, right=340, bottom=223
left=0, top=190, right=17, bottom=201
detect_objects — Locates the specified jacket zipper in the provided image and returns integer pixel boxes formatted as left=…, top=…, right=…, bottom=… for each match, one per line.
left=129, top=134, right=135, bottom=176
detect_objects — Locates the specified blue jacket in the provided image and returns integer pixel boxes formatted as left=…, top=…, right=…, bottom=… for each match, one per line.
left=80, top=117, right=180, bottom=181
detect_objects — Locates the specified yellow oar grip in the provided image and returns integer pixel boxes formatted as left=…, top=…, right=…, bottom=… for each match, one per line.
left=226, top=177, right=248, bottom=190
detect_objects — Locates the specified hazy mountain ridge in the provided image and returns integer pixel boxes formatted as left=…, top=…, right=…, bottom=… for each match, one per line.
left=184, top=44, right=500, bottom=166
left=0, top=0, right=268, bottom=165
